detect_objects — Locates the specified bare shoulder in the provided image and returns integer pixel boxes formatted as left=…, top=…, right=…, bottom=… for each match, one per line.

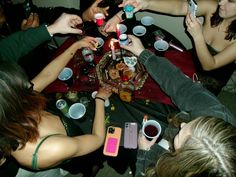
left=12, top=135, right=82, bottom=169
left=34, top=135, right=82, bottom=168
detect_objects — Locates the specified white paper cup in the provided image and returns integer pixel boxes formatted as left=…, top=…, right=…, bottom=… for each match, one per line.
left=141, top=16, right=154, bottom=26
left=58, top=67, right=73, bottom=86
left=142, top=120, right=162, bottom=140
left=68, top=103, right=86, bottom=119
left=119, top=24, right=127, bottom=34
left=95, top=37, right=104, bottom=48
left=132, top=25, right=146, bottom=36
left=91, top=91, right=98, bottom=99
left=95, top=37, right=104, bottom=56
left=154, top=39, right=169, bottom=51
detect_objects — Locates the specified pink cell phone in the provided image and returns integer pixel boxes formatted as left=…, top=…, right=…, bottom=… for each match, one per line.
left=103, top=126, right=122, bottom=157
left=124, top=122, right=138, bottom=149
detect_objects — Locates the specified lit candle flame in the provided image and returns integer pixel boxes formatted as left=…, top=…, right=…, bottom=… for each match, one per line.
left=116, top=24, right=121, bottom=39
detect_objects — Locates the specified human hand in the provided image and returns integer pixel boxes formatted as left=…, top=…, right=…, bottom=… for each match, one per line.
left=21, top=13, right=39, bottom=30
left=47, top=13, right=83, bottom=35
left=138, top=130, right=157, bottom=151
left=82, top=0, right=109, bottom=22
left=185, top=13, right=203, bottom=41
left=102, top=14, right=120, bottom=33
left=76, top=36, right=98, bottom=51
left=120, top=35, right=145, bottom=56
left=118, top=0, right=148, bottom=13
left=96, top=86, right=112, bottom=100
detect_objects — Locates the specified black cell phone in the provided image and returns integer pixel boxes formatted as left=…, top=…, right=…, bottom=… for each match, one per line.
left=188, top=0, right=198, bottom=17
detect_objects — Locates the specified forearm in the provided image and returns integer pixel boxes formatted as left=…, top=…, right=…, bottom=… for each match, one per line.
left=31, top=41, right=81, bottom=92
left=138, top=50, right=236, bottom=125
left=92, top=99, right=106, bottom=146
left=146, top=0, right=187, bottom=15
left=194, top=36, right=218, bottom=70
left=0, top=25, right=51, bottom=62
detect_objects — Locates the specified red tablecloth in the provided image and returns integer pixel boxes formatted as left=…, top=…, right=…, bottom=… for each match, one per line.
left=44, top=37, right=196, bottom=105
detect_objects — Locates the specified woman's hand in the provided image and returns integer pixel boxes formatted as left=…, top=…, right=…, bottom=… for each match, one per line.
left=138, top=130, right=157, bottom=151
left=185, top=13, right=204, bottom=41
left=118, top=0, right=149, bottom=13
left=103, top=14, right=121, bottom=33
left=47, top=13, right=83, bottom=35
left=77, top=36, right=98, bottom=51
left=120, top=35, right=145, bottom=56
left=96, top=86, right=112, bottom=100
left=21, top=13, right=39, bottom=30
left=82, top=0, right=109, bottom=22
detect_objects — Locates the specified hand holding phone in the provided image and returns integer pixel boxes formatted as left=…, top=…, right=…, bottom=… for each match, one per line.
left=188, top=0, right=198, bottom=17
left=103, top=126, right=122, bottom=157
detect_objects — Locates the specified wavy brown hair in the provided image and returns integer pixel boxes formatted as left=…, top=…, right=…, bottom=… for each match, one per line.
left=211, top=6, right=236, bottom=41
left=146, top=116, right=236, bottom=177
left=0, top=62, right=46, bottom=160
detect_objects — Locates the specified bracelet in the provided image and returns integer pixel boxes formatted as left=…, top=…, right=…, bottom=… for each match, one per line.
left=95, top=96, right=105, bottom=102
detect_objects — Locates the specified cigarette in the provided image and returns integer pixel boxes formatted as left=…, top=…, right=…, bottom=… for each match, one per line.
left=169, top=43, right=184, bottom=52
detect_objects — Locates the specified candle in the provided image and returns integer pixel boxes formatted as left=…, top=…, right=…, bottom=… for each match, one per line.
left=110, top=40, right=116, bottom=60
left=116, top=24, right=121, bottom=39
left=169, top=40, right=184, bottom=52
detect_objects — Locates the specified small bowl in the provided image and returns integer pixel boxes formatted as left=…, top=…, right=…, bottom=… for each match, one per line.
left=154, top=39, right=169, bottom=51
left=132, top=25, right=146, bottom=36
left=123, top=56, right=137, bottom=68
left=68, top=103, right=86, bottom=119
left=119, top=24, right=127, bottom=34
left=141, top=16, right=154, bottom=26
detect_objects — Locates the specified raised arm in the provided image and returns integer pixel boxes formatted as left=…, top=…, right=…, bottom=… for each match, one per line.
left=0, top=13, right=83, bottom=62
left=121, top=35, right=236, bottom=126
left=31, top=36, right=97, bottom=92
left=119, top=0, right=216, bottom=16
left=30, top=86, right=112, bottom=169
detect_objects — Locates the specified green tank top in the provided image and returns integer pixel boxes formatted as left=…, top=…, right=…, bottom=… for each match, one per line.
left=31, top=109, right=84, bottom=170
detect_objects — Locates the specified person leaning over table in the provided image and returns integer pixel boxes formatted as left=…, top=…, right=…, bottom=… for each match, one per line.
left=0, top=0, right=109, bottom=79
left=120, top=35, right=236, bottom=177
left=0, top=12, right=85, bottom=62
left=0, top=35, right=111, bottom=176
left=0, top=0, right=109, bottom=35
left=106, top=0, right=236, bottom=96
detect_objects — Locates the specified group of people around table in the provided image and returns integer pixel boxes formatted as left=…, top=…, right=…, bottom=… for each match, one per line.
left=0, top=0, right=236, bottom=177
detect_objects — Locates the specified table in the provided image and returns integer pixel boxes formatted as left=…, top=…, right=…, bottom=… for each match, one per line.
left=44, top=20, right=196, bottom=106
left=43, top=19, right=196, bottom=175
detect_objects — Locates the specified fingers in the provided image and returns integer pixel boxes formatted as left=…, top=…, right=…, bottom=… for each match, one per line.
left=150, top=136, right=158, bottom=145
left=93, top=0, right=103, bottom=6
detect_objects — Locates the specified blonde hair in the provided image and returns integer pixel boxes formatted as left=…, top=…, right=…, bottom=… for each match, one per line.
left=147, top=116, right=236, bottom=177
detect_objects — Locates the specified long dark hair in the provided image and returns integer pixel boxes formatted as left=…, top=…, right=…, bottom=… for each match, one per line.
left=0, top=61, right=46, bottom=160
left=211, top=6, right=236, bottom=41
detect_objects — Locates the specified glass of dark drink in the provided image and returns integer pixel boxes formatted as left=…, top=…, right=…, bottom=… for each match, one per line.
left=142, top=120, right=162, bottom=140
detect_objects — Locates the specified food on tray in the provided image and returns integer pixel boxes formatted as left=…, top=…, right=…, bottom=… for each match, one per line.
left=123, top=69, right=134, bottom=80
left=108, top=68, right=120, bottom=80
left=119, top=89, right=132, bottom=102
left=116, top=61, right=126, bottom=71
left=96, top=51, right=148, bottom=102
